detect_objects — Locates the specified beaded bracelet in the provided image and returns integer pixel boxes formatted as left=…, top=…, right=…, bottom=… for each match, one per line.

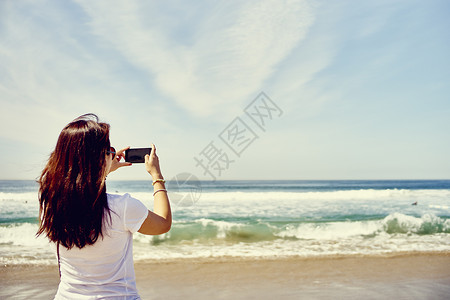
left=153, top=189, right=167, bottom=196
left=152, top=179, right=166, bottom=186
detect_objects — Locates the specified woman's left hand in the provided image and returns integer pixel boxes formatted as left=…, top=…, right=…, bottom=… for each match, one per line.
left=109, top=146, right=132, bottom=174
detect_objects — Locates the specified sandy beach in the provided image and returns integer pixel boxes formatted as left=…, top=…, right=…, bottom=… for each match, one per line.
left=2, top=253, right=449, bottom=299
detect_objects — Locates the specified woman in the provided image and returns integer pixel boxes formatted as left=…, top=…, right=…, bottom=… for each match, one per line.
left=37, top=114, right=171, bottom=299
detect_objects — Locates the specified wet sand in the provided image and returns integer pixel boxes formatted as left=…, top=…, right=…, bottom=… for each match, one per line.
left=2, top=253, right=449, bottom=299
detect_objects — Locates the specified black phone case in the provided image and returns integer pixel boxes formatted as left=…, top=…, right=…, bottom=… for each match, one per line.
left=125, top=148, right=151, bottom=163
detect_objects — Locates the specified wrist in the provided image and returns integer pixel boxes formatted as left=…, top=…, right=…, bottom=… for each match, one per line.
left=153, top=181, right=166, bottom=190
left=150, top=172, right=163, bottom=180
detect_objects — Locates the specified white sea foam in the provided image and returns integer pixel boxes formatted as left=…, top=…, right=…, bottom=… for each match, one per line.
left=276, top=213, right=450, bottom=240
left=165, top=189, right=450, bottom=223
left=131, top=233, right=450, bottom=261
left=3, top=189, right=449, bottom=220
left=2, top=215, right=450, bottom=265
left=429, top=204, right=450, bottom=210
left=0, top=223, right=47, bottom=246
left=130, top=213, right=450, bottom=261
left=118, top=189, right=450, bottom=209
left=0, top=223, right=55, bottom=265
left=0, top=192, right=39, bottom=220
left=277, top=221, right=380, bottom=240
left=175, top=189, right=450, bottom=202
left=2, top=188, right=450, bottom=265
left=3, top=189, right=449, bottom=205
left=195, top=218, right=243, bottom=238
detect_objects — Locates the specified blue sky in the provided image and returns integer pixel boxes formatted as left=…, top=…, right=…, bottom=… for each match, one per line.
left=0, top=0, right=449, bottom=180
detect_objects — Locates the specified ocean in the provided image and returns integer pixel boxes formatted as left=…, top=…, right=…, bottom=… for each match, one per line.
left=1, top=179, right=450, bottom=265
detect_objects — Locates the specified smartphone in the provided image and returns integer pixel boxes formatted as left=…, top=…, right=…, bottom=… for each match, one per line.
left=125, top=148, right=152, bottom=163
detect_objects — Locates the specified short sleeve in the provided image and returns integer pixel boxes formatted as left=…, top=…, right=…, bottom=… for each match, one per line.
left=122, top=193, right=149, bottom=233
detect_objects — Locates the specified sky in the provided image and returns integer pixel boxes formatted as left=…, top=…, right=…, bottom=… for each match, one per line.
left=0, top=0, right=449, bottom=181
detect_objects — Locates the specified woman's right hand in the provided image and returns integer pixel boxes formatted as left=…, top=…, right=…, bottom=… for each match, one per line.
left=145, top=144, right=163, bottom=179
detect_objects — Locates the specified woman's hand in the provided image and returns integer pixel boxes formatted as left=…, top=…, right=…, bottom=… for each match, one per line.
left=109, top=146, right=132, bottom=174
left=145, top=144, right=163, bottom=179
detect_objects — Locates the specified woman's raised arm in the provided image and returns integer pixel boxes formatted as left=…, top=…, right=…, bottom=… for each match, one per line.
left=138, top=144, right=172, bottom=235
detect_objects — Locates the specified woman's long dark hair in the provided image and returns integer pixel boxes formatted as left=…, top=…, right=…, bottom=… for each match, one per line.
left=37, top=114, right=112, bottom=249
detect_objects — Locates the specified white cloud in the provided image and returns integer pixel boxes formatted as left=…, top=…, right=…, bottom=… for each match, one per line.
left=0, top=1, right=169, bottom=145
left=75, top=0, right=316, bottom=119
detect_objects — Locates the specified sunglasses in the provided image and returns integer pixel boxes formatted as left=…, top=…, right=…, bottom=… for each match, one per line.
left=106, top=146, right=116, bottom=159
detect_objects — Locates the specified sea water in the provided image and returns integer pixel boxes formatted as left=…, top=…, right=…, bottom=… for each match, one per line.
left=1, top=180, right=450, bottom=265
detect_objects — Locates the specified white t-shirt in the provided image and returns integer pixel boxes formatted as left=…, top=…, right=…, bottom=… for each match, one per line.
left=54, top=193, right=149, bottom=300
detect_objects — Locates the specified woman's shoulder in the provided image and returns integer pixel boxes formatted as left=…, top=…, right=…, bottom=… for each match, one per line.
left=107, top=192, right=132, bottom=200
left=106, top=193, right=148, bottom=231
left=106, top=193, right=137, bottom=220
left=107, top=193, right=133, bottom=204
left=107, top=193, right=144, bottom=209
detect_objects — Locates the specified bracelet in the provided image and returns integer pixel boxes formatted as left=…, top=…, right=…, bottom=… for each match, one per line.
left=152, top=179, right=166, bottom=186
left=153, top=189, right=167, bottom=196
